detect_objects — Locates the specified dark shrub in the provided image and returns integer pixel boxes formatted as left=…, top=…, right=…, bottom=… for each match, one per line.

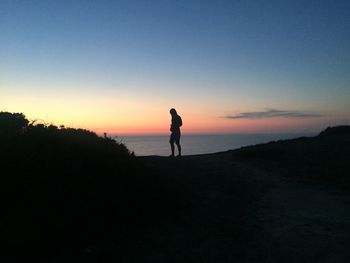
left=0, top=112, right=177, bottom=261
left=0, top=112, right=28, bottom=137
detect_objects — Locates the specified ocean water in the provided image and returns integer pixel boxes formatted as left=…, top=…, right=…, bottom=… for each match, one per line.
left=117, top=133, right=315, bottom=156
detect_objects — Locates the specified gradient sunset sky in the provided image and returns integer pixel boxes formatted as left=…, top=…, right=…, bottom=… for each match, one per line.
left=1, top=0, right=349, bottom=135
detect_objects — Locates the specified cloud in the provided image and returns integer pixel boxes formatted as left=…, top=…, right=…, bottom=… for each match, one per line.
left=224, top=109, right=324, bottom=119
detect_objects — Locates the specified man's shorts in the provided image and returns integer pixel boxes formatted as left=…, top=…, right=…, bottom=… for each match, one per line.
left=170, top=130, right=181, bottom=144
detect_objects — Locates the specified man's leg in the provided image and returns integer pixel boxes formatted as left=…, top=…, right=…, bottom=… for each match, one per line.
left=176, top=142, right=181, bottom=156
left=175, top=138, right=181, bottom=156
left=169, top=133, right=175, bottom=156
left=170, top=142, right=175, bottom=156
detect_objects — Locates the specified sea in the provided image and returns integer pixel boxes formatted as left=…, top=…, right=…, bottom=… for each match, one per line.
left=116, top=133, right=316, bottom=156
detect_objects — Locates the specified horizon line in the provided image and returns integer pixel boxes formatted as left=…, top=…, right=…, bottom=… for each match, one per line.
left=103, top=131, right=318, bottom=137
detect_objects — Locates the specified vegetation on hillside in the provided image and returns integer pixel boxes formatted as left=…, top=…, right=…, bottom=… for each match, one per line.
left=233, top=125, right=350, bottom=188
left=0, top=112, right=178, bottom=261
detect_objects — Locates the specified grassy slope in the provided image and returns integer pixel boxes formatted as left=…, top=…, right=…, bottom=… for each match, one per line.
left=0, top=112, right=179, bottom=261
left=233, top=126, right=350, bottom=189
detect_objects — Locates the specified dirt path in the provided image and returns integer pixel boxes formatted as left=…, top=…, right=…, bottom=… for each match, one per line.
left=251, top=165, right=350, bottom=262
left=63, top=152, right=350, bottom=262
left=134, top=153, right=259, bottom=262
left=135, top=152, right=350, bottom=262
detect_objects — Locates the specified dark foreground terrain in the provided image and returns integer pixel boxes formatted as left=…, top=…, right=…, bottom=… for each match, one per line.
left=134, top=127, right=350, bottom=262
left=2, top=112, right=350, bottom=262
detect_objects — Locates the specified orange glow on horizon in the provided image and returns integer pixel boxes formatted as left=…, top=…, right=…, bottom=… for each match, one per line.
left=90, top=117, right=326, bottom=135
left=2, top=92, right=330, bottom=136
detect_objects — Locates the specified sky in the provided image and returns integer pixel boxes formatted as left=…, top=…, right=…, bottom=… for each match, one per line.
left=1, top=0, right=349, bottom=135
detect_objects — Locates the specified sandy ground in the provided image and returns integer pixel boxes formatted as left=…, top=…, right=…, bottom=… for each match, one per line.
left=239, top=160, right=350, bottom=262
left=132, top=152, right=350, bottom=263
left=57, top=151, right=350, bottom=262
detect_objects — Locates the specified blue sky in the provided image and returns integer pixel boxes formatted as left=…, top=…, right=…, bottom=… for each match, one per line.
left=1, top=0, right=349, bottom=134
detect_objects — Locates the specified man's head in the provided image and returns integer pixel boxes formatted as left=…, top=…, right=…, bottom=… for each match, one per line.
left=170, top=108, right=177, bottom=116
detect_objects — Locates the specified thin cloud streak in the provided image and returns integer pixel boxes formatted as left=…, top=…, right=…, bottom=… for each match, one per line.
left=224, top=109, right=324, bottom=119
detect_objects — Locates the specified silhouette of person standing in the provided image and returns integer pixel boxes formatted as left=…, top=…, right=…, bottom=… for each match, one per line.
left=169, top=108, right=182, bottom=157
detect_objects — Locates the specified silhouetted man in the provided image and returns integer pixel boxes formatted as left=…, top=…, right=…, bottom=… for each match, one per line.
left=169, top=108, right=182, bottom=157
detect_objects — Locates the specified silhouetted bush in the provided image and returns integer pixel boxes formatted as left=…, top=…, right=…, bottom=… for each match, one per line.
left=0, top=112, right=28, bottom=137
left=0, top=112, right=178, bottom=262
